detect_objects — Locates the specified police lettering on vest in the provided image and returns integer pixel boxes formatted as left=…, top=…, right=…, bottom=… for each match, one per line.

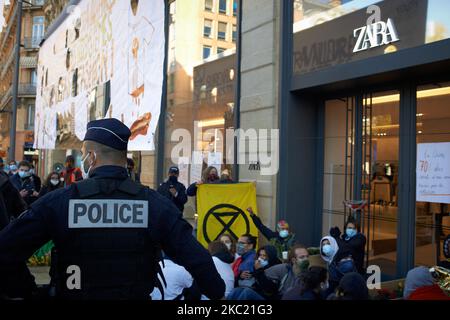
left=68, top=199, right=149, bottom=228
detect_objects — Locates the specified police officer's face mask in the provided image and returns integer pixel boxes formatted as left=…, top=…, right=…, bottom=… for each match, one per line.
left=81, top=152, right=96, bottom=179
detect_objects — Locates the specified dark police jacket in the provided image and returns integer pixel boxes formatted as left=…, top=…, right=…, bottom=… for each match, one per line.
left=157, top=179, right=187, bottom=214
left=0, top=166, right=225, bottom=300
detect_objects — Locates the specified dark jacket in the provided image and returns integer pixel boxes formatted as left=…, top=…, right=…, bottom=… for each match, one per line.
left=252, top=245, right=282, bottom=299
left=0, top=166, right=225, bottom=300
left=0, top=172, right=27, bottom=230
left=9, top=173, right=41, bottom=206
left=331, top=230, right=366, bottom=275
left=157, top=179, right=188, bottom=213
left=250, top=214, right=296, bottom=259
left=38, top=183, right=63, bottom=198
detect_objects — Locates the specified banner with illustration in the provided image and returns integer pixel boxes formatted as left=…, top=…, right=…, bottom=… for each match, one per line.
left=196, top=183, right=258, bottom=248
left=35, top=0, right=165, bottom=151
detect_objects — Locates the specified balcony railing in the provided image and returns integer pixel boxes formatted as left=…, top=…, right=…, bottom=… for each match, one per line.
left=24, top=0, right=45, bottom=7
left=18, top=83, right=37, bottom=96
left=23, top=36, right=43, bottom=49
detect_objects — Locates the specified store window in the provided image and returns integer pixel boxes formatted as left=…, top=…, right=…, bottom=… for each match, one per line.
left=323, top=90, right=400, bottom=278
left=218, top=22, right=227, bottom=40
left=415, top=82, right=450, bottom=267
left=164, top=0, right=238, bottom=221
left=292, top=0, right=450, bottom=75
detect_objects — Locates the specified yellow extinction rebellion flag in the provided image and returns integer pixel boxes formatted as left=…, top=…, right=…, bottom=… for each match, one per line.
left=196, top=183, right=258, bottom=248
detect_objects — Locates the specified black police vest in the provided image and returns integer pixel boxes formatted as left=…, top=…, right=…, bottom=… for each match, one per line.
left=55, top=177, right=164, bottom=299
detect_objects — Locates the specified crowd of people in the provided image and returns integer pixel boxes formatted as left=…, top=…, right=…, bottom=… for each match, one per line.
left=1, top=154, right=449, bottom=300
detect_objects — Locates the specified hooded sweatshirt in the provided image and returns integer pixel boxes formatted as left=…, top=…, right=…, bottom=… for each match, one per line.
left=320, top=236, right=339, bottom=265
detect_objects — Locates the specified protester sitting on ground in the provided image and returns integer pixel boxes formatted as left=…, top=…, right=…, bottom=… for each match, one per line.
left=403, top=266, right=450, bottom=300
left=150, top=255, right=201, bottom=300
left=9, top=160, right=41, bottom=206
left=186, top=166, right=220, bottom=197
left=438, top=235, right=450, bottom=269
left=232, top=234, right=257, bottom=288
left=227, top=245, right=281, bottom=300
left=219, top=233, right=237, bottom=260
left=250, top=244, right=310, bottom=300
left=39, top=172, right=63, bottom=197
left=207, top=241, right=235, bottom=298
left=293, top=266, right=329, bottom=300
left=320, top=236, right=339, bottom=266
left=330, top=216, right=366, bottom=275
left=327, top=272, right=369, bottom=300
left=327, top=247, right=357, bottom=293
left=246, top=207, right=296, bottom=261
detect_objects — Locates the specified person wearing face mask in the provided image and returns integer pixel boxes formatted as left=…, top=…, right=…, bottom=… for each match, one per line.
left=7, top=161, right=18, bottom=177
left=186, top=166, right=220, bottom=197
left=227, top=245, right=281, bottom=300
left=0, top=118, right=225, bottom=300
left=157, top=166, right=188, bottom=215
left=38, top=172, right=63, bottom=198
left=246, top=207, right=296, bottom=261
left=232, top=234, right=257, bottom=288
left=293, top=266, right=329, bottom=300
left=243, top=244, right=310, bottom=300
left=330, top=216, right=367, bottom=275
left=9, top=160, right=41, bottom=206
left=219, top=233, right=237, bottom=260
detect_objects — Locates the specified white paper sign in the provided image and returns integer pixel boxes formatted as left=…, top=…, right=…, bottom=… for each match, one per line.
left=416, top=142, right=450, bottom=204
left=207, top=152, right=222, bottom=176
left=190, top=151, right=203, bottom=184
left=177, top=157, right=189, bottom=187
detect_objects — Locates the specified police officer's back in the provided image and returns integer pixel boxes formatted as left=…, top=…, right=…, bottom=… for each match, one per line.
left=157, top=166, right=188, bottom=214
left=0, top=119, right=225, bottom=300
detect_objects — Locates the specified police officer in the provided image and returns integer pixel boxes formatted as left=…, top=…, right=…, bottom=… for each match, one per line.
left=157, top=166, right=188, bottom=214
left=0, top=118, right=225, bottom=300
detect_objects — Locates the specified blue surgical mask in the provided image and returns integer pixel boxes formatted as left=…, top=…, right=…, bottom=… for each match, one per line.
left=18, top=171, right=31, bottom=179
left=9, top=165, right=17, bottom=171
left=279, top=230, right=289, bottom=238
left=322, top=244, right=334, bottom=257
left=236, top=243, right=246, bottom=255
left=346, top=228, right=357, bottom=239
left=258, top=258, right=269, bottom=268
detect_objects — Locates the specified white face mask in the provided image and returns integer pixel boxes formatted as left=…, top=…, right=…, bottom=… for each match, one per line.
left=224, top=242, right=232, bottom=251
left=50, top=179, right=60, bottom=186
left=80, top=152, right=95, bottom=179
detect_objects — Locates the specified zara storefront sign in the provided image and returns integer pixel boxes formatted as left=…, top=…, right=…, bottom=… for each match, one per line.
left=353, top=18, right=399, bottom=53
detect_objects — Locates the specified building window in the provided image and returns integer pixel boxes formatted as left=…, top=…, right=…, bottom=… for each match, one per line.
left=205, top=0, right=214, bottom=12
left=218, top=22, right=227, bottom=40
left=217, top=47, right=226, bottom=54
left=219, top=0, right=227, bottom=14
left=32, top=16, right=45, bottom=46
left=232, top=25, right=237, bottom=42
left=233, top=0, right=237, bottom=16
left=203, top=46, right=212, bottom=59
left=72, top=68, right=78, bottom=97
left=31, top=69, right=37, bottom=85
left=204, top=19, right=213, bottom=38
left=26, top=105, right=35, bottom=130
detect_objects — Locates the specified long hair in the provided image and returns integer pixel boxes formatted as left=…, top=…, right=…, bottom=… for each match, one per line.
left=202, top=166, right=219, bottom=182
left=44, top=171, right=61, bottom=188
